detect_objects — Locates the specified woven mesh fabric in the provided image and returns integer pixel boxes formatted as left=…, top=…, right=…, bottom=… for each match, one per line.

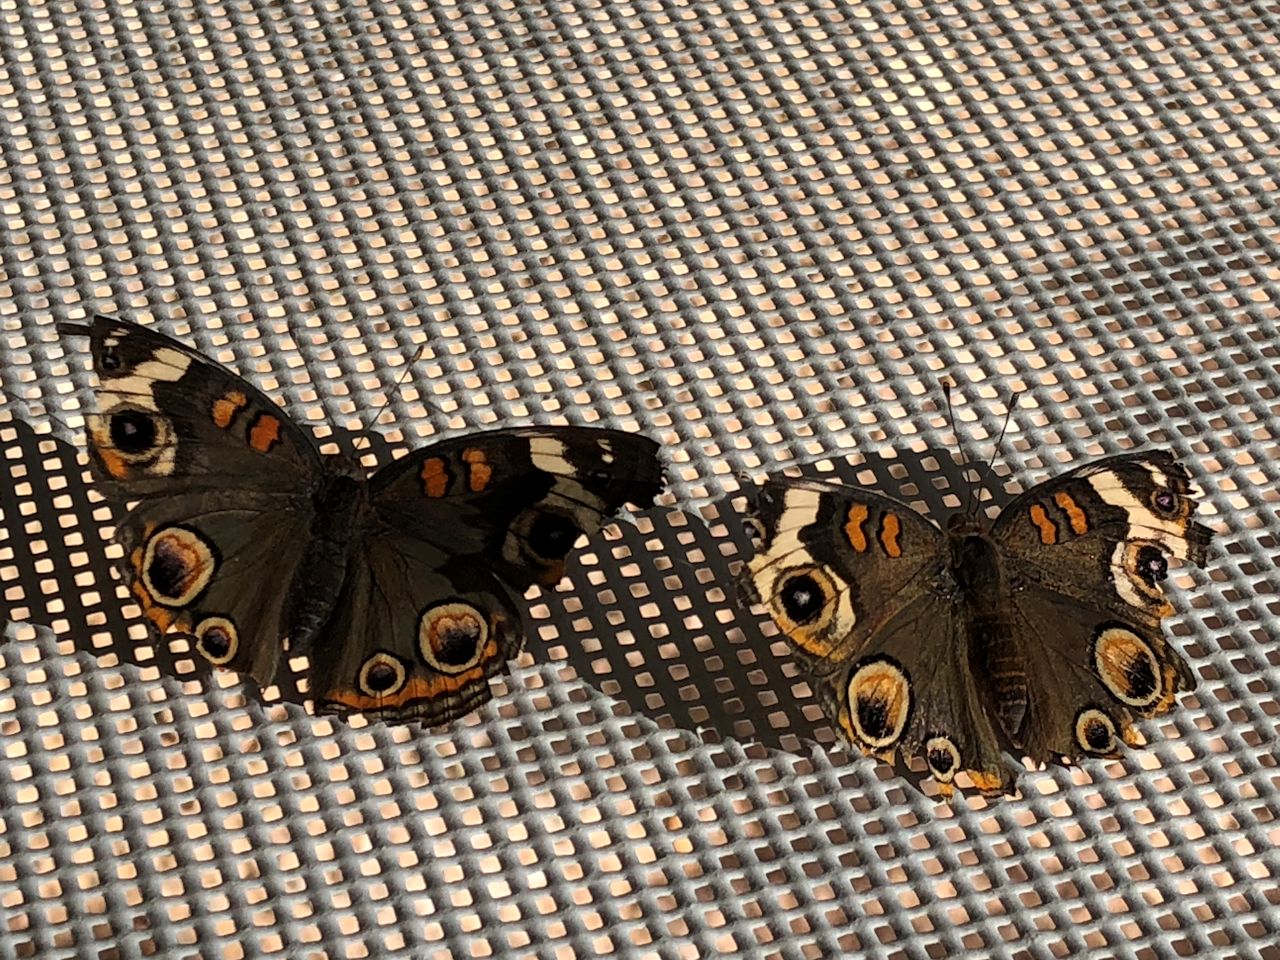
left=2, top=0, right=1278, bottom=957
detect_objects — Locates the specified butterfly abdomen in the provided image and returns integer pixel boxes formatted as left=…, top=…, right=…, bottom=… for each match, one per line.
left=285, top=473, right=367, bottom=652
left=951, top=531, right=1028, bottom=735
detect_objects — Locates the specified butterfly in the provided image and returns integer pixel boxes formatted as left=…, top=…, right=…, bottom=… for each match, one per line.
left=744, top=450, right=1211, bottom=797
left=59, top=315, right=664, bottom=724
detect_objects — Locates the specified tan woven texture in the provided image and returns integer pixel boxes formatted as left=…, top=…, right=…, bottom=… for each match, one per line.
left=1, top=0, right=1277, bottom=957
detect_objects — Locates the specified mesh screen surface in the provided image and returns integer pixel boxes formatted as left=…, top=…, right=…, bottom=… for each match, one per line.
left=1, top=0, right=1278, bottom=957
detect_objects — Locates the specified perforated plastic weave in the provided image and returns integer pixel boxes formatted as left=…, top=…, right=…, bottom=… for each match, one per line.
left=2, top=0, right=1278, bottom=957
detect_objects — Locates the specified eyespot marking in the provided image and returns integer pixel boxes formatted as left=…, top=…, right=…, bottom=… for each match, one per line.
left=925, top=735, right=961, bottom=784
left=212, top=390, right=248, bottom=429
left=1093, top=624, right=1163, bottom=708
left=140, top=526, right=218, bottom=607
left=1029, top=504, right=1058, bottom=545
left=878, top=512, right=902, bottom=558
left=358, top=653, right=408, bottom=698
left=421, top=457, right=450, bottom=498
left=195, top=616, right=238, bottom=666
left=418, top=601, right=496, bottom=675
left=89, top=408, right=177, bottom=479
left=462, top=447, right=493, bottom=493
left=846, top=657, right=912, bottom=749
left=248, top=412, right=282, bottom=453
left=1075, top=707, right=1120, bottom=755
left=1053, top=491, right=1089, bottom=535
left=845, top=503, right=869, bottom=553
left=1111, top=539, right=1176, bottom=616
left=769, top=565, right=850, bottom=658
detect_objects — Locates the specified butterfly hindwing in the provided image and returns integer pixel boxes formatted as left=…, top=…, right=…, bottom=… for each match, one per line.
left=307, top=531, right=526, bottom=723
left=991, top=452, right=1211, bottom=763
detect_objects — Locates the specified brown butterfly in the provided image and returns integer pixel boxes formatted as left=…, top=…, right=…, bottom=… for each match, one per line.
left=744, top=450, right=1211, bottom=797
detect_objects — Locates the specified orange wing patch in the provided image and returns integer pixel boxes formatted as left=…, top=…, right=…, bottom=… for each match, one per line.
left=212, top=390, right=249, bottom=429
left=420, top=457, right=450, bottom=498
left=462, top=447, right=493, bottom=493
left=324, top=662, right=494, bottom=713
left=844, top=503, right=869, bottom=553
left=1029, top=504, right=1058, bottom=545
left=247, top=413, right=282, bottom=453
left=878, top=512, right=902, bottom=558
left=1053, top=491, right=1090, bottom=536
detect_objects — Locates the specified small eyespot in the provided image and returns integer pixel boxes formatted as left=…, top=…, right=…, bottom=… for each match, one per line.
left=1150, top=489, right=1179, bottom=517
left=925, top=735, right=961, bottom=784
left=418, top=601, right=491, bottom=675
left=779, top=572, right=826, bottom=625
left=194, top=616, right=238, bottom=666
left=358, top=653, right=408, bottom=697
left=1075, top=707, right=1119, bottom=755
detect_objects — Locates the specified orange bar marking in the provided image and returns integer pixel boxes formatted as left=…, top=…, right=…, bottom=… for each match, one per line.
left=248, top=413, right=282, bottom=453
left=1053, top=491, right=1089, bottom=536
left=212, top=390, right=248, bottom=429
left=878, top=512, right=902, bottom=558
left=845, top=503, right=869, bottom=553
left=1029, top=504, right=1058, bottom=545
left=462, top=447, right=493, bottom=493
left=420, top=457, right=450, bottom=498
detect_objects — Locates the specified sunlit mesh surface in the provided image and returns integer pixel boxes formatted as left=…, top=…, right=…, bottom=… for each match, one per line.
left=2, top=0, right=1278, bottom=956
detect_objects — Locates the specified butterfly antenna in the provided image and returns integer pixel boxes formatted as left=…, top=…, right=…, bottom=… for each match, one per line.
left=943, top=379, right=979, bottom=518
left=351, top=340, right=432, bottom=456
left=977, top=388, right=1023, bottom=506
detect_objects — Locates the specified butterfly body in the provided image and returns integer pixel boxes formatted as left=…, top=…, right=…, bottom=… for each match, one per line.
left=63, top=315, right=664, bottom=725
left=746, top=452, right=1211, bottom=797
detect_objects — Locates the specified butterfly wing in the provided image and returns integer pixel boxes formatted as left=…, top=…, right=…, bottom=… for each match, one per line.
left=991, top=451, right=1212, bottom=763
left=746, top=480, right=1017, bottom=796
left=63, top=315, right=322, bottom=686
left=308, top=427, right=664, bottom=722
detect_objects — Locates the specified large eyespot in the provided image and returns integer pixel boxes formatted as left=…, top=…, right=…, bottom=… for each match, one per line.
left=1093, top=624, right=1163, bottom=708
left=925, top=735, right=961, bottom=784
left=779, top=571, right=826, bottom=625
left=846, top=657, right=912, bottom=749
left=194, top=616, right=238, bottom=666
left=358, top=653, right=408, bottom=697
left=110, top=409, right=159, bottom=455
left=764, top=563, right=854, bottom=659
left=418, top=601, right=491, bottom=675
left=91, top=407, right=176, bottom=473
left=527, top=512, right=582, bottom=559
left=1074, top=707, right=1119, bottom=755
left=1133, top=544, right=1168, bottom=585
left=140, top=526, right=218, bottom=607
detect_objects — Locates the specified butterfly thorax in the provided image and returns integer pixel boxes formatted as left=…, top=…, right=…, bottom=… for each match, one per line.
left=947, top=525, right=1028, bottom=733
left=284, top=471, right=368, bottom=654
